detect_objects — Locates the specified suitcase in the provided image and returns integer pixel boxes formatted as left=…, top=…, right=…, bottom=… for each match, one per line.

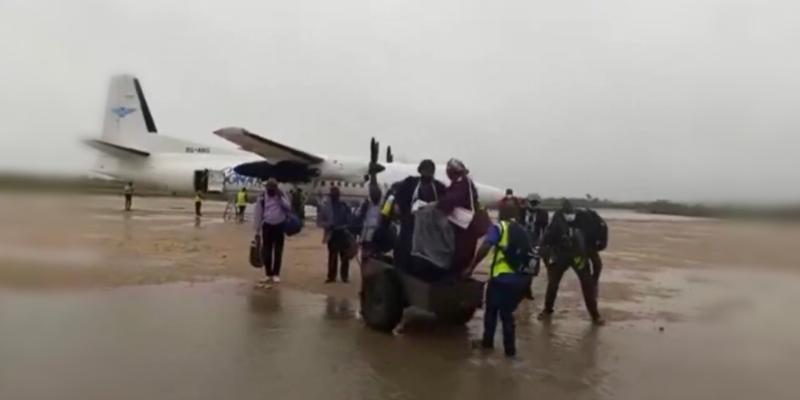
left=249, top=238, right=262, bottom=268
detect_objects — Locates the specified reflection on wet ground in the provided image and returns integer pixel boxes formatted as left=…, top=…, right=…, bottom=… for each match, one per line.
left=1, top=278, right=798, bottom=400
left=2, top=195, right=800, bottom=399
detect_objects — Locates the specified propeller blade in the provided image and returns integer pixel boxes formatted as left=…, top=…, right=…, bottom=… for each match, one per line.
left=370, top=137, right=379, bottom=165
left=387, top=146, right=394, bottom=163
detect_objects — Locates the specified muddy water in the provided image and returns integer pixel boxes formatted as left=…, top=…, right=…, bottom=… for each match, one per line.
left=1, top=194, right=799, bottom=399
left=1, top=276, right=798, bottom=400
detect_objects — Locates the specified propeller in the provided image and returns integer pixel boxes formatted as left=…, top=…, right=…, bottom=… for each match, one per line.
left=386, top=146, right=394, bottom=163
left=367, top=137, right=385, bottom=183
left=368, top=137, right=385, bottom=175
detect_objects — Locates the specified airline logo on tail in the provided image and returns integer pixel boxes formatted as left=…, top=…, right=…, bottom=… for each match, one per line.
left=111, top=106, right=137, bottom=119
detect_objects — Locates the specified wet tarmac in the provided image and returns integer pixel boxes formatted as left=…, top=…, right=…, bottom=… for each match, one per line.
left=1, top=275, right=798, bottom=400
left=1, top=194, right=800, bottom=399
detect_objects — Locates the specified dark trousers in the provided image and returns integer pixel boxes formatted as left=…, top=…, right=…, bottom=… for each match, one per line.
left=531, top=224, right=546, bottom=243
left=452, top=226, right=478, bottom=274
left=124, top=194, right=132, bottom=211
left=327, top=230, right=350, bottom=282
left=195, top=201, right=202, bottom=216
left=236, top=206, right=246, bottom=219
left=543, top=259, right=601, bottom=320
left=483, top=275, right=525, bottom=356
left=261, top=223, right=286, bottom=277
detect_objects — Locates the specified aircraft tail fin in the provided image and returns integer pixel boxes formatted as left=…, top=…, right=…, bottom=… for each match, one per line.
left=101, top=75, right=158, bottom=143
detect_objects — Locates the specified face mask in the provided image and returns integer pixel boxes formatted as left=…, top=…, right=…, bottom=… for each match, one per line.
left=266, top=188, right=277, bottom=197
left=565, top=213, right=576, bottom=222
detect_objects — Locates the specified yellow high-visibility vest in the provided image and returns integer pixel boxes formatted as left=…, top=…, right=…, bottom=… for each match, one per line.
left=490, top=221, right=515, bottom=278
left=236, top=191, right=247, bottom=206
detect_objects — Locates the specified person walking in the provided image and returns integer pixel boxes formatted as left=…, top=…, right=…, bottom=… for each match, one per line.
left=525, top=194, right=549, bottom=243
left=319, top=187, right=354, bottom=283
left=356, top=184, right=384, bottom=263
left=253, top=178, right=291, bottom=285
left=123, top=182, right=134, bottom=211
left=194, top=191, right=204, bottom=216
left=235, top=187, right=248, bottom=223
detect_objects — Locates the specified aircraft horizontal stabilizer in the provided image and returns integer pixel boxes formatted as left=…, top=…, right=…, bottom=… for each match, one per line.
left=84, top=139, right=150, bottom=158
left=213, top=127, right=324, bottom=164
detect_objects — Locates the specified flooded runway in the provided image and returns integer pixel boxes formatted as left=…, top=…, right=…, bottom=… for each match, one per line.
left=1, top=194, right=799, bottom=399
left=2, top=276, right=798, bottom=400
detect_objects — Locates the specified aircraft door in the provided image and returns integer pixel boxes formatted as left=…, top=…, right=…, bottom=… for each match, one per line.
left=193, top=170, right=209, bottom=192
left=206, top=170, right=225, bottom=193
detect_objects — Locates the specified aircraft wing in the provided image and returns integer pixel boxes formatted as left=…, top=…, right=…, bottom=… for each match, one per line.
left=213, top=127, right=324, bottom=164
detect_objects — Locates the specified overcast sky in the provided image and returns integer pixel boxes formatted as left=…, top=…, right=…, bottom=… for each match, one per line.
left=1, top=0, right=798, bottom=202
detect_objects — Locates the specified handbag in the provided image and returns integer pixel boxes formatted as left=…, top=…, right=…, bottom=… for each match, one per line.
left=249, top=238, right=262, bottom=268
left=411, top=180, right=438, bottom=213
left=447, top=179, right=475, bottom=229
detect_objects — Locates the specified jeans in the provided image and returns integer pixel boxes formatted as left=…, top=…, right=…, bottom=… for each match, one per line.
left=261, top=223, right=286, bottom=277
left=483, top=274, right=526, bottom=356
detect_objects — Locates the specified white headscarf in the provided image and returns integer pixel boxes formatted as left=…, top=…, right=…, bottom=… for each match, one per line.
left=446, top=158, right=469, bottom=175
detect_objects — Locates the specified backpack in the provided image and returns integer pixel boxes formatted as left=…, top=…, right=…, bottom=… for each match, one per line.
left=574, top=209, right=608, bottom=252
left=261, top=194, right=303, bottom=237
left=495, top=221, right=540, bottom=276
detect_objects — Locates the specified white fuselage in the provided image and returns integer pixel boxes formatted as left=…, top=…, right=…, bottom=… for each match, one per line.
left=95, top=148, right=505, bottom=207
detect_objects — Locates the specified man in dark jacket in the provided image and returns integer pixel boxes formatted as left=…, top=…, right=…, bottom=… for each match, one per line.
left=525, top=194, right=549, bottom=243
left=498, top=189, right=521, bottom=222
left=319, top=187, right=355, bottom=283
left=538, top=200, right=604, bottom=325
left=392, top=159, right=447, bottom=269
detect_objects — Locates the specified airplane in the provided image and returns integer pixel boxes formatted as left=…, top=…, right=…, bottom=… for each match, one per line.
left=86, top=74, right=505, bottom=207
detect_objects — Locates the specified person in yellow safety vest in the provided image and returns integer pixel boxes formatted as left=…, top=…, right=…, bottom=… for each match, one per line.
left=469, top=217, right=529, bottom=357
left=194, top=191, right=204, bottom=217
left=123, top=182, right=134, bottom=211
left=236, top=188, right=248, bottom=223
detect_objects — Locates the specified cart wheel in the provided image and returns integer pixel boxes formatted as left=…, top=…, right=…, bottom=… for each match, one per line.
left=361, top=270, right=404, bottom=332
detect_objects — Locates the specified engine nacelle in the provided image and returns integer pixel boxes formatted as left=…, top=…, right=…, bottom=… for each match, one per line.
left=233, top=160, right=320, bottom=183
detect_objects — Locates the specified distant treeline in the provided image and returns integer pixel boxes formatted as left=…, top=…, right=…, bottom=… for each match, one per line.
left=538, top=197, right=800, bottom=221
left=3, top=173, right=799, bottom=220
